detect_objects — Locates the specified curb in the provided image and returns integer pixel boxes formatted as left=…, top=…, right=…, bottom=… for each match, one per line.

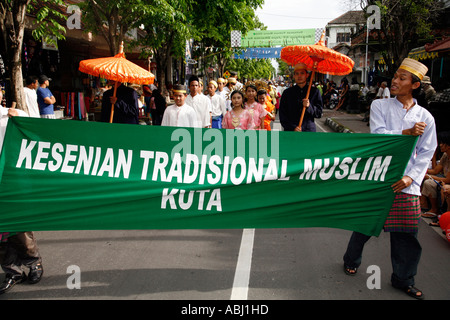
left=325, top=117, right=354, bottom=133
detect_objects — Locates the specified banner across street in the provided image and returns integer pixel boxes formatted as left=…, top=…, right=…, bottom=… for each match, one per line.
left=0, top=117, right=417, bottom=236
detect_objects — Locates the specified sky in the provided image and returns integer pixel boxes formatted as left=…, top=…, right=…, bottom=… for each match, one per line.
left=255, top=0, right=358, bottom=30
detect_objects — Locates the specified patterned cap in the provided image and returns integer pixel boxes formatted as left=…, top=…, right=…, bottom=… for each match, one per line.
left=398, top=58, right=428, bottom=81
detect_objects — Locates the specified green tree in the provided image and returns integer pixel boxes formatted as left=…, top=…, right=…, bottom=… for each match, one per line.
left=362, top=0, right=444, bottom=76
left=79, top=0, right=173, bottom=56
left=133, top=0, right=264, bottom=89
left=225, top=58, right=275, bottom=81
left=0, top=0, right=66, bottom=111
left=132, top=0, right=189, bottom=90
left=188, top=0, right=264, bottom=76
left=276, top=59, right=291, bottom=77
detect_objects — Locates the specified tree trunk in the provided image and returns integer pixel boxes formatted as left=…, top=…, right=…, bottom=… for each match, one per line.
left=7, top=0, right=30, bottom=113
left=217, top=53, right=226, bottom=77
left=155, top=51, right=167, bottom=93
left=154, top=36, right=174, bottom=93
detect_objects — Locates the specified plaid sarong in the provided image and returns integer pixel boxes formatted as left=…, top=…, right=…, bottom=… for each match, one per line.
left=0, top=232, right=16, bottom=243
left=384, top=193, right=420, bottom=233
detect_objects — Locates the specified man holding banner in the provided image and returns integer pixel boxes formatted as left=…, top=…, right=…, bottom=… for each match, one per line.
left=0, top=94, right=43, bottom=295
left=343, top=58, right=437, bottom=300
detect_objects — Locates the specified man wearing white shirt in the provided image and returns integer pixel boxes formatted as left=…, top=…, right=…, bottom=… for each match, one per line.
left=343, top=58, right=437, bottom=300
left=207, top=80, right=226, bottom=129
left=185, top=75, right=212, bottom=128
left=23, top=76, right=40, bottom=118
left=216, top=78, right=227, bottom=99
left=230, top=71, right=243, bottom=91
left=223, top=77, right=237, bottom=112
left=161, top=84, right=197, bottom=128
left=381, top=81, right=390, bottom=98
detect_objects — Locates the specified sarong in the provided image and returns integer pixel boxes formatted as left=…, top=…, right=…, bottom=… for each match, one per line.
left=384, top=193, right=420, bottom=233
left=0, top=232, right=15, bottom=243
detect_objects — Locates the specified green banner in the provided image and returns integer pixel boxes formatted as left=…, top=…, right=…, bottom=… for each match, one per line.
left=0, top=117, right=417, bottom=236
left=241, top=29, right=316, bottom=47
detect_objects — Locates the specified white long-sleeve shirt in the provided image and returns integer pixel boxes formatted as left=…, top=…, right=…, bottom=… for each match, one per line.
left=161, top=104, right=198, bottom=128
left=185, top=93, right=212, bottom=128
left=207, top=94, right=227, bottom=117
left=370, top=97, right=437, bottom=196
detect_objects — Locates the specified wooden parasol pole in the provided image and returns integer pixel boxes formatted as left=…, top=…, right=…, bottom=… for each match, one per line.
left=298, top=61, right=318, bottom=131
left=109, top=81, right=119, bottom=123
left=109, top=42, right=124, bottom=123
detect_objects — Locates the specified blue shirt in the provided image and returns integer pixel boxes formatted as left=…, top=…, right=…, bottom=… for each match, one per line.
left=36, top=87, right=54, bottom=115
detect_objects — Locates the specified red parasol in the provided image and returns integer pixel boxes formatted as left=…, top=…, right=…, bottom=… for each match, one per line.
left=79, top=42, right=155, bottom=123
left=280, top=32, right=355, bottom=130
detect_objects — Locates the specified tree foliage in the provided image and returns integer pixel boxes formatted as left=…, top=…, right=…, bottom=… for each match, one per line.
left=188, top=0, right=264, bottom=77
left=0, top=0, right=67, bottom=110
left=79, top=0, right=265, bottom=87
left=29, top=0, right=67, bottom=45
left=129, top=0, right=264, bottom=87
left=225, top=58, right=275, bottom=81
left=361, top=0, right=444, bottom=75
left=79, top=0, right=173, bottom=56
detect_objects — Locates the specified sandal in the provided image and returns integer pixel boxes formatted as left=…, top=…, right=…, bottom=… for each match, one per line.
left=344, top=264, right=357, bottom=276
left=400, top=285, right=424, bottom=300
left=429, top=222, right=440, bottom=227
left=422, top=212, right=437, bottom=218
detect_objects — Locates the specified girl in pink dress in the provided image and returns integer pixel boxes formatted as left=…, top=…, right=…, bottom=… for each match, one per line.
left=222, top=91, right=254, bottom=130
left=244, top=84, right=267, bottom=129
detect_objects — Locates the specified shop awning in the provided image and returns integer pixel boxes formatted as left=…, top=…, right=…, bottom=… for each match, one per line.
left=408, top=46, right=438, bottom=60
left=425, top=37, right=450, bottom=53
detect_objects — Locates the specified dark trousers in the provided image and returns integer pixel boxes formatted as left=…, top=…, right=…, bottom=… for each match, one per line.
left=150, top=110, right=162, bottom=125
left=0, top=232, right=41, bottom=276
left=343, top=231, right=422, bottom=288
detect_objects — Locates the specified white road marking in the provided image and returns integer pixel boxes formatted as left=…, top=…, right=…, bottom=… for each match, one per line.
left=230, top=228, right=255, bottom=300
left=316, top=121, right=329, bottom=133
left=229, top=119, right=327, bottom=300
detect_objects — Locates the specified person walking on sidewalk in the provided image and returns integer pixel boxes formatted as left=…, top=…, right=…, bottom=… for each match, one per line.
left=343, top=58, right=437, bottom=300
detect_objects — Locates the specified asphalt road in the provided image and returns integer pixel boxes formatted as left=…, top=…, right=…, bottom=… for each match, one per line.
left=1, top=223, right=448, bottom=301
left=1, top=116, right=449, bottom=304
